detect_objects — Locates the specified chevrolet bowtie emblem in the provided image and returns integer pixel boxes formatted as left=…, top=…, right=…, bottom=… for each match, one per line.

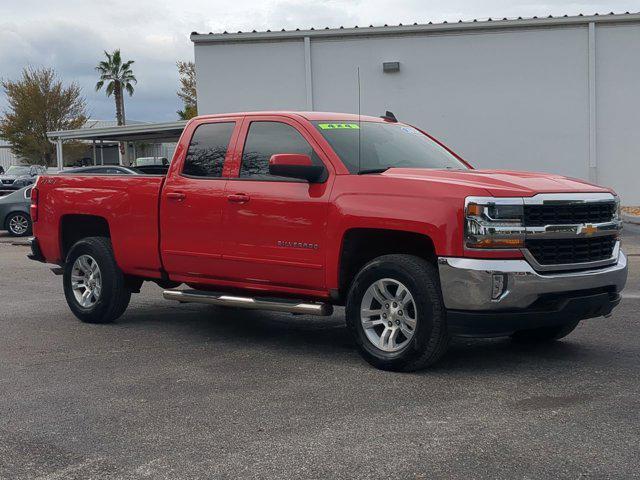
left=582, top=224, right=598, bottom=236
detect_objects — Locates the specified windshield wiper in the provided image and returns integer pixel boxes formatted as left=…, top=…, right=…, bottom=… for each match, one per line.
left=358, top=167, right=390, bottom=175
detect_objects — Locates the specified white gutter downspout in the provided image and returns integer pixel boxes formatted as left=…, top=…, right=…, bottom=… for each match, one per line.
left=588, top=22, right=597, bottom=183
left=55, top=139, right=63, bottom=171
left=304, top=36, right=313, bottom=110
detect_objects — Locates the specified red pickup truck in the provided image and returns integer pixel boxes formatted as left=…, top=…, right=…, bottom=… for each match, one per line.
left=28, top=111, right=628, bottom=371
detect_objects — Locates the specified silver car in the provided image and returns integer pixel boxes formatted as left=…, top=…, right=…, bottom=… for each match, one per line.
left=0, top=165, right=46, bottom=191
left=0, top=186, right=32, bottom=237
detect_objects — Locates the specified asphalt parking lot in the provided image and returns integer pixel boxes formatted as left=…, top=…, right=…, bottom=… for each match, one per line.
left=0, top=228, right=639, bottom=479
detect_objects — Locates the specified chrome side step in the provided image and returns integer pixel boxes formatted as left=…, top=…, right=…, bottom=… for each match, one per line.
left=163, top=289, right=333, bottom=316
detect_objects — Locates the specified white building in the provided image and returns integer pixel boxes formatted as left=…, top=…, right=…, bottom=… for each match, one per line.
left=191, top=12, right=640, bottom=204
left=0, top=140, right=20, bottom=171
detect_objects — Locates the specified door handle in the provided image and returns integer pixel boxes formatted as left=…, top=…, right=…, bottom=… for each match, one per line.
left=227, top=193, right=250, bottom=204
left=166, top=192, right=186, bottom=201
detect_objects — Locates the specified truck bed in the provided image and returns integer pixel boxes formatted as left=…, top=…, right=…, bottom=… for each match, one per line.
left=34, top=175, right=166, bottom=278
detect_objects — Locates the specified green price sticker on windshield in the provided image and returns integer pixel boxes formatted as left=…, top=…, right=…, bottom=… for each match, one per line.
left=318, top=123, right=360, bottom=130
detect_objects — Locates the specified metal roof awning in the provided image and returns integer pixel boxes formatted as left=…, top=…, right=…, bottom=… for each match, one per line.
left=47, top=121, right=188, bottom=170
left=47, top=121, right=187, bottom=143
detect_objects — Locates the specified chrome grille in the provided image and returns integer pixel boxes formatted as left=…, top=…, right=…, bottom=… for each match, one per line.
left=524, top=201, right=616, bottom=227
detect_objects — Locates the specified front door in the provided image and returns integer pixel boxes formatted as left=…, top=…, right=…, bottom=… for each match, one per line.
left=160, top=118, right=241, bottom=282
left=221, top=117, right=334, bottom=292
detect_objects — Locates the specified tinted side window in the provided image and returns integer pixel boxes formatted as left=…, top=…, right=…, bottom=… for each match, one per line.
left=240, top=122, right=319, bottom=178
left=183, top=122, right=235, bottom=178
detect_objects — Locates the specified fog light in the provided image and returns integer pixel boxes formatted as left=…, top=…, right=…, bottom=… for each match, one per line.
left=491, top=274, right=507, bottom=300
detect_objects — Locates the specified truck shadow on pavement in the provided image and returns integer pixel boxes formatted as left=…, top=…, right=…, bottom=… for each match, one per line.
left=116, top=300, right=602, bottom=375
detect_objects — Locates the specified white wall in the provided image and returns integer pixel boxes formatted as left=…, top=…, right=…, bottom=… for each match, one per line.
left=0, top=146, right=20, bottom=170
left=194, top=22, right=640, bottom=204
left=595, top=24, right=640, bottom=203
left=310, top=28, right=590, bottom=180
left=195, top=40, right=307, bottom=112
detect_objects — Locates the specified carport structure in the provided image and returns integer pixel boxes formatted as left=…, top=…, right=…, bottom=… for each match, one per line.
left=47, top=121, right=187, bottom=170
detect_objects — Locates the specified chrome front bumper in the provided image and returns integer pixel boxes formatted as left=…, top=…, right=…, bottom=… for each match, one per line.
left=438, top=250, right=628, bottom=311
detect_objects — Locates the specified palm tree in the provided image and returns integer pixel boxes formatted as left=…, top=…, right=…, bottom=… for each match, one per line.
left=95, top=50, right=136, bottom=126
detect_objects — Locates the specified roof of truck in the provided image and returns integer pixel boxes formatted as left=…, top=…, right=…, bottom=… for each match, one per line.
left=193, top=111, right=390, bottom=122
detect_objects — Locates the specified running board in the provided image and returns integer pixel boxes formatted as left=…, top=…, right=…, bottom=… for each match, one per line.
left=163, top=289, right=333, bottom=316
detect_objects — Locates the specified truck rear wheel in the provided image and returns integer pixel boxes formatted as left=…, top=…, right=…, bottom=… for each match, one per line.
left=63, top=236, right=131, bottom=324
left=510, top=320, right=580, bottom=344
left=346, top=254, right=449, bottom=371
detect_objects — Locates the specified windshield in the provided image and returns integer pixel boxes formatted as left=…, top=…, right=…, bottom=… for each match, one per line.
left=5, top=166, right=30, bottom=175
left=313, top=121, right=468, bottom=173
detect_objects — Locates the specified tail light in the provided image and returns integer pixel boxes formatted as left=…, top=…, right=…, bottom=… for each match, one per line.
left=30, top=187, right=38, bottom=222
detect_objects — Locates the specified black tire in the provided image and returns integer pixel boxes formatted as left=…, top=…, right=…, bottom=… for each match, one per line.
left=346, top=254, right=450, bottom=371
left=5, top=211, right=32, bottom=237
left=510, top=320, right=580, bottom=344
left=63, top=236, right=131, bottom=324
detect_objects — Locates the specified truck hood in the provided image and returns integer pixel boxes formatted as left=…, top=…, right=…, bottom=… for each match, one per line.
left=381, top=168, right=611, bottom=197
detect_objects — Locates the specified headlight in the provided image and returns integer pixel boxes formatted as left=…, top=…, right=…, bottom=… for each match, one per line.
left=465, top=197, right=525, bottom=249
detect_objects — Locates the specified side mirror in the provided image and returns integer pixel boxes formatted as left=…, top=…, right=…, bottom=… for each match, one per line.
left=269, top=154, right=325, bottom=182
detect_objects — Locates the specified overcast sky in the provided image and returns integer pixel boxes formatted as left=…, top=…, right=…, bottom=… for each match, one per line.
left=1, top=0, right=638, bottom=122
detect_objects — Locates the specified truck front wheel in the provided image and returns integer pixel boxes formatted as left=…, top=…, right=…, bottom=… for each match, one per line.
left=346, top=254, right=450, bottom=371
left=63, top=237, right=131, bottom=324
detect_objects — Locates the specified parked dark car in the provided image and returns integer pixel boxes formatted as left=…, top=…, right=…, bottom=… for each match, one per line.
left=135, top=165, right=169, bottom=175
left=0, top=165, right=46, bottom=191
left=59, top=166, right=142, bottom=175
left=0, top=186, right=32, bottom=236
left=133, top=157, right=170, bottom=175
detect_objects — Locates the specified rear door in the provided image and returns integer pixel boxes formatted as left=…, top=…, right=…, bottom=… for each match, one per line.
left=160, top=118, right=242, bottom=281
left=220, top=116, right=334, bottom=291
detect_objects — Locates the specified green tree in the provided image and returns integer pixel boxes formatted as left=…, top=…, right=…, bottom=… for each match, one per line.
left=0, top=67, right=87, bottom=166
left=95, top=49, right=136, bottom=126
left=176, top=60, right=197, bottom=120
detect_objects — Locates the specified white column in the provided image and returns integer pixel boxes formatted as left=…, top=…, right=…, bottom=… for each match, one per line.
left=118, top=142, right=124, bottom=166
left=92, top=140, right=97, bottom=165
left=588, top=22, right=597, bottom=183
left=304, top=36, right=313, bottom=110
left=99, top=140, right=104, bottom=165
left=56, top=139, right=63, bottom=171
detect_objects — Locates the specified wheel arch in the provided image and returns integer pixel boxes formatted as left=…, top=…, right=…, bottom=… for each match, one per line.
left=59, top=214, right=111, bottom=261
left=335, top=228, right=437, bottom=303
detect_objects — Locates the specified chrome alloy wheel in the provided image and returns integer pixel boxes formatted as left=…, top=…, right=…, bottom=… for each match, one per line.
left=71, top=255, right=102, bottom=308
left=360, top=278, right=417, bottom=352
left=8, top=214, right=29, bottom=235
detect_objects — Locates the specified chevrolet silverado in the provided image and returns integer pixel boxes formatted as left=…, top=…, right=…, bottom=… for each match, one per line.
left=28, top=111, right=628, bottom=371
